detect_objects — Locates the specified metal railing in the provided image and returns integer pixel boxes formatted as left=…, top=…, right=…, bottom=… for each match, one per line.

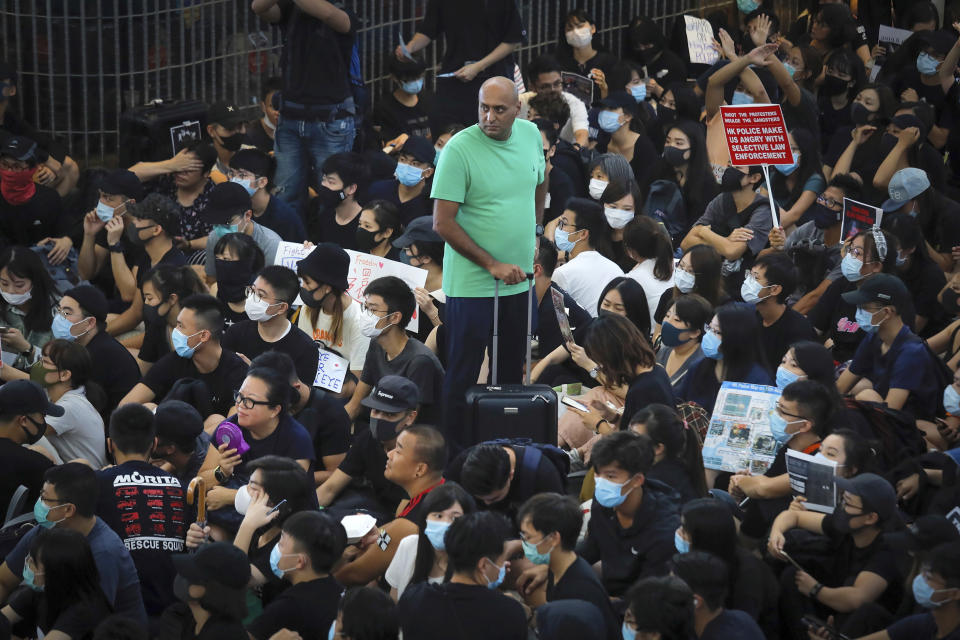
left=1, top=0, right=797, bottom=166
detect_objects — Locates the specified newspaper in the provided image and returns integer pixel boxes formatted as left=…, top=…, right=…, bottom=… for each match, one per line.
left=701, top=382, right=781, bottom=474
left=561, top=71, right=594, bottom=108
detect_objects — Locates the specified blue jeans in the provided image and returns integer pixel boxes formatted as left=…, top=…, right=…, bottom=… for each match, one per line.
left=442, top=291, right=535, bottom=450
left=273, top=101, right=356, bottom=215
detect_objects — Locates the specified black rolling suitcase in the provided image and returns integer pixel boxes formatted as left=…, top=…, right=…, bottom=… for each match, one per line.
left=462, top=275, right=558, bottom=447
left=118, top=99, right=208, bottom=166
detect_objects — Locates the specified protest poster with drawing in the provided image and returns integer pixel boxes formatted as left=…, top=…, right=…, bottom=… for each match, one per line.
left=701, top=382, right=781, bottom=474
left=841, top=198, right=882, bottom=244
left=786, top=449, right=839, bottom=513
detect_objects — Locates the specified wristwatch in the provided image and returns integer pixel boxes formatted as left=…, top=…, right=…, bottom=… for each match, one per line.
left=589, top=365, right=600, bottom=379
left=108, top=242, right=124, bottom=253
left=535, top=224, right=544, bottom=237
left=214, top=465, right=227, bottom=484
left=809, top=582, right=824, bottom=600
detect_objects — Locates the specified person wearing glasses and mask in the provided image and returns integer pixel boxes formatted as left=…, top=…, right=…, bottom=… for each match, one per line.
left=222, top=265, right=320, bottom=385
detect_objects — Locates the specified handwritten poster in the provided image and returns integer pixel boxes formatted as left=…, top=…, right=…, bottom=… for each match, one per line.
left=684, top=15, right=719, bottom=65
left=313, top=349, right=349, bottom=393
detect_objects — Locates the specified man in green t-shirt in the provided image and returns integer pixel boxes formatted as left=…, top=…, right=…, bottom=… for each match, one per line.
left=431, top=76, right=547, bottom=448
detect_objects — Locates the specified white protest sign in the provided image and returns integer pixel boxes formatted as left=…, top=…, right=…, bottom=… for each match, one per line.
left=684, top=16, right=719, bottom=65
left=313, top=349, right=349, bottom=392
left=274, top=241, right=314, bottom=306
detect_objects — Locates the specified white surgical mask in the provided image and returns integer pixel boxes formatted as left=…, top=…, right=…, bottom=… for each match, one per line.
left=359, top=306, right=393, bottom=339
left=604, top=207, right=635, bottom=229
left=565, top=25, right=593, bottom=48
left=588, top=178, right=608, bottom=200
left=244, top=291, right=280, bottom=322
left=1, top=287, right=32, bottom=306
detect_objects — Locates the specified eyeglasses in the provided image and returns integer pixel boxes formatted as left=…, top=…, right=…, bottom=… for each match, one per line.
left=704, top=324, right=722, bottom=338
left=557, top=219, right=579, bottom=231
left=774, top=403, right=807, bottom=421
left=244, top=286, right=278, bottom=304
left=538, top=80, right=563, bottom=90
left=816, top=194, right=842, bottom=209
left=361, top=302, right=389, bottom=316
left=233, top=390, right=275, bottom=410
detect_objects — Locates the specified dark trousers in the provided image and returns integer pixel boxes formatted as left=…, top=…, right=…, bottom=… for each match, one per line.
left=442, top=291, right=534, bottom=451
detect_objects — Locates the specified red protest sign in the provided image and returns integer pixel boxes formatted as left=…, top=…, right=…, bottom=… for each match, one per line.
left=719, top=104, right=792, bottom=166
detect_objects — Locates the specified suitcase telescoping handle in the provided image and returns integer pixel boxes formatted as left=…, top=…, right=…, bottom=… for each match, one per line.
left=492, top=273, right=535, bottom=386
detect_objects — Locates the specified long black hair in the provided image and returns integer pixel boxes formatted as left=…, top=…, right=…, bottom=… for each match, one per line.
left=598, top=276, right=651, bottom=338
left=623, top=217, right=674, bottom=282
left=0, top=246, right=56, bottom=333
left=770, top=128, right=822, bottom=207
left=629, top=404, right=707, bottom=497
left=410, top=482, right=476, bottom=586
left=31, top=528, right=112, bottom=631
left=715, top=303, right=768, bottom=380
left=680, top=498, right=741, bottom=607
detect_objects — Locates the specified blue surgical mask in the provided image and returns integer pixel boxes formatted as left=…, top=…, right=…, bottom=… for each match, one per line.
left=895, top=252, right=908, bottom=268
left=485, top=561, right=506, bottom=589
left=269, top=543, right=297, bottom=579
left=841, top=254, right=864, bottom=282
left=769, top=410, right=803, bottom=445
left=732, top=91, right=753, bottom=105
left=737, top=0, right=760, bottom=12
left=171, top=327, right=200, bottom=358
left=395, top=162, right=425, bottom=187
left=212, top=223, right=240, bottom=240
left=944, top=384, right=960, bottom=415
left=96, top=201, right=116, bottom=222
left=51, top=313, right=90, bottom=341
left=328, top=621, right=337, bottom=640
left=424, top=519, right=450, bottom=550
left=434, top=146, right=443, bottom=162
left=776, top=366, right=801, bottom=390
left=22, top=562, right=44, bottom=592
left=553, top=227, right=581, bottom=253
left=674, top=268, right=696, bottom=293
left=855, top=307, right=881, bottom=334
left=401, top=78, right=424, bottom=94
left=33, top=497, right=65, bottom=529
left=674, top=530, right=690, bottom=554
left=230, top=176, right=257, bottom=196
left=701, top=329, right=722, bottom=360
left=630, top=84, right=647, bottom=102
left=598, top=110, right=623, bottom=133
left=621, top=622, right=637, bottom=640
left=521, top=536, right=554, bottom=565
left=783, top=62, right=797, bottom=78
left=917, top=52, right=940, bottom=75
left=913, top=573, right=952, bottom=609
left=774, top=152, right=800, bottom=176
left=594, top=475, right=633, bottom=508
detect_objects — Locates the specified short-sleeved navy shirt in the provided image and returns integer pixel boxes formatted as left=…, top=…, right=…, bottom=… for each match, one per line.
left=888, top=613, right=960, bottom=640
left=294, top=387, right=351, bottom=466
left=232, top=412, right=317, bottom=481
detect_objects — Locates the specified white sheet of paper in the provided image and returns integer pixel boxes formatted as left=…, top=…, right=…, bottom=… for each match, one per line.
left=684, top=16, right=719, bottom=65
left=313, top=350, right=349, bottom=392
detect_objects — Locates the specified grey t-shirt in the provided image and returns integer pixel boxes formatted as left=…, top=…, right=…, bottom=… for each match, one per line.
left=694, top=192, right=772, bottom=272
left=360, top=337, right=444, bottom=423
left=205, top=223, right=281, bottom=276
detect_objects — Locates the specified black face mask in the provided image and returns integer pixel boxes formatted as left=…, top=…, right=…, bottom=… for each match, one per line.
left=142, top=299, right=167, bottom=326
left=299, top=286, right=330, bottom=309
left=126, top=223, right=151, bottom=246
left=215, top=259, right=253, bottom=303
left=822, top=75, right=849, bottom=97
left=371, top=416, right=404, bottom=442
left=833, top=507, right=870, bottom=534
left=658, top=105, right=676, bottom=126
left=881, top=132, right=898, bottom=149
left=218, top=131, right=244, bottom=152
left=173, top=575, right=195, bottom=603
left=21, top=416, right=46, bottom=445
left=720, top=167, right=747, bottom=192
left=662, top=146, right=688, bottom=168
left=355, top=227, right=381, bottom=252
left=850, top=102, right=872, bottom=126
left=810, top=203, right=840, bottom=229
left=316, top=185, right=346, bottom=209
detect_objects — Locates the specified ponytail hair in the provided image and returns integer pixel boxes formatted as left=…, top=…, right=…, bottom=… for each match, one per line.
left=629, top=403, right=708, bottom=498
left=623, top=216, right=674, bottom=282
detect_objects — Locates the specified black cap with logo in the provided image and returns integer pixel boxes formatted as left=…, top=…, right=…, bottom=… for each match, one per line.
left=361, top=375, right=420, bottom=413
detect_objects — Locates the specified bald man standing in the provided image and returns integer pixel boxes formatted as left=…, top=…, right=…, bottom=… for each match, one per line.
left=432, top=77, right=547, bottom=449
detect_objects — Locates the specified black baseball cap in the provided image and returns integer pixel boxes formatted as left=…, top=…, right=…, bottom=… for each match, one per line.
left=884, top=514, right=960, bottom=552
left=916, top=29, right=956, bottom=56
left=154, top=400, right=203, bottom=449
left=172, top=541, right=251, bottom=588
left=297, top=242, right=350, bottom=292
left=62, top=285, right=108, bottom=323
left=392, top=215, right=442, bottom=248
left=0, top=380, right=65, bottom=417
left=206, top=101, right=246, bottom=128
left=200, top=182, right=252, bottom=224
left=841, top=273, right=910, bottom=310
left=836, top=473, right=897, bottom=522
left=100, top=169, right=144, bottom=201
left=361, top=375, right=420, bottom=412
left=398, top=135, right=436, bottom=166
left=0, top=136, right=40, bottom=163
left=594, top=91, right=636, bottom=113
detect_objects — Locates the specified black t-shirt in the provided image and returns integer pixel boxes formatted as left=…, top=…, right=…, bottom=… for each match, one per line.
left=139, top=318, right=172, bottom=364
left=444, top=444, right=565, bottom=523
left=39, top=596, right=112, bottom=640
left=887, top=613, right=960, bottom=640
left=371, top=93, right=434, bottom=143
left=730, top=548, right=780, bottom=638
left=418, top=0, right=524, bottom=77
left=0, top=185, right=70, bottom=246
left=234, top=412, right=317, bottom=480
left=222, top=320, right=320, bottom=385
left=338, top=428, right=407, bottom=513
left=295, top=388, right=351, bottom=467
left=818, top=96, right=852, bottom=151
left=782, top=88, right=820, bottom=145
left=85, top=330, right=141, bottom=410
left=95, top=461, right=186, bottom=616
left=701, top=609, right=765, bottom=640
left=547, top=556, right=619, bottom=640
left=759, top=307, right=817, bottom=373
left=197, top=615, right=249, bottom=640
left=642, top=49, right=688, bottom=93
left=398, top=582, right=528, bottom=640
left=545, top=165, right=576, bottom=224
left=365, top=179, right=433, bottom=227
left=0, top=437, right=52, bottom=517
left=536, top=283, right=592, bottom=358
left=578, top=479, right=681, bottom=597
left=360, top=337, right=444, bottom=425
left=247, top=576, right=342, bottom=640
left=646, top=458, right=697, bottom=504
left=245, top=118, right=274, bottom=153
left=142, top=348, right=249, bottom=416
left=278, top=2, right=356, bottom=107
left=824, top=126, right=887, bottom=203
left=134, top=245, right=188, bottom=290
left=553, top=48, right=620, bottom=80
left=622, top=366, right=676, bottom=426
left=899, top=253, right=947, bottom=332
left=920, top=190, right=960, bottom=255
left=307, top=204, right=360, bottom=250
left=257, top=196, right=306, bottom=243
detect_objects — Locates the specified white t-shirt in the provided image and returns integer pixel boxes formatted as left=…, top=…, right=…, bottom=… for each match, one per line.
left=385, top=534, right=443, bottom=600
left=519, top=91, right=589, bottom=144
left=296, top=299, right=370, bottom=372
left=627, top=259, right=675, bottom=329
left=45, top=386, right=106, bottom=467
left=553, top=250, right=624, bottom=317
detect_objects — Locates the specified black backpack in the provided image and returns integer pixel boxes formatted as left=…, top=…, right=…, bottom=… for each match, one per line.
left=842, top=399, right=928, bottom=469
left=643, top=179, right=687, bottom=252
left=484, top=438, right=570, bottom=486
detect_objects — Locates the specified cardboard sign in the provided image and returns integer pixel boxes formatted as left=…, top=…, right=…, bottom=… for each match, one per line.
left=561, top=71, right=594, bottom=108
left=701, top=382, right=781, bottom=474
left=719, top=104, right=792, bottom=166
left=786, top=449, right=839, bottom=513
left=313, top=349, right=349, bottom=393
left=684, top=15, right=719, bottom=65
left=870, top=25, right=913, bottom=81
left=841, top=198, right=883, bottom=244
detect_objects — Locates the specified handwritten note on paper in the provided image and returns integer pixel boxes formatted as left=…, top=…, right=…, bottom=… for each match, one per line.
left=684, top=16, right=719, bottom=65
left=313, top=350, right=349, bottom=392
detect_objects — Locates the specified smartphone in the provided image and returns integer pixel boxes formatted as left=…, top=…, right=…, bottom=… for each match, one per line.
left=801, top=615, right=851, bottom=640
left=780, top=551, right=805, bottom=573
left=561, top=396, right=590, bottom=412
